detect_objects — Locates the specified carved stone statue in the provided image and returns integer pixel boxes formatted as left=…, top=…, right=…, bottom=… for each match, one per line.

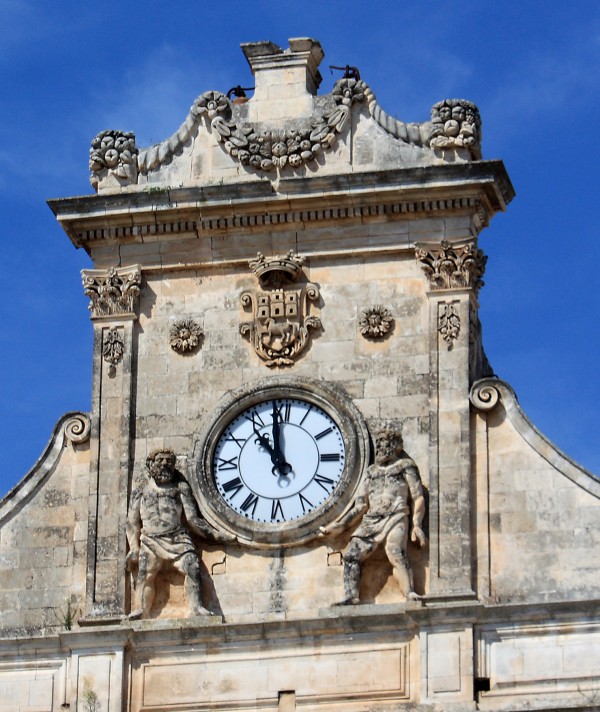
left=126, top=449, right=234, bottom=618
left=321, top=426, right=427, bottom=604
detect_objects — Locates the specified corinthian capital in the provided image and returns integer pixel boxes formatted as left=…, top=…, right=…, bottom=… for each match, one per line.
left=416, top=241, right=486, bottom=294
left=82, top=265, right=141, bottom=319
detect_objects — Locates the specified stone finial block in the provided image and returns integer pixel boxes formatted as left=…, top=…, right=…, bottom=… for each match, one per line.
left=241, top=37, right=324, bottom=99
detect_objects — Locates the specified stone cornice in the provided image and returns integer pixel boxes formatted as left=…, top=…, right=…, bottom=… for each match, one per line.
left=49, top=162, right=514, bottom=256
left=2, top=598, right=599, bottom=653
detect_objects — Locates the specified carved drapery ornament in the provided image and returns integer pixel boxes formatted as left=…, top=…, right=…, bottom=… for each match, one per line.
left=169, top=318, right=203, bottom=354
left=416, top=241, right=487, bottom=294
left=438, top=303, right=460, bottom=348
left=102, top=327, right=124, bottom=376
left=82, top=266, right=141, bottom=319
left=358, top=305, right=394, bottom=339
left=240, top=252, right=321, bottom=366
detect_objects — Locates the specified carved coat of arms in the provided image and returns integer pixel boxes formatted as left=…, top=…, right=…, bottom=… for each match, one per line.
left=240, top=252, right=321, bottom=366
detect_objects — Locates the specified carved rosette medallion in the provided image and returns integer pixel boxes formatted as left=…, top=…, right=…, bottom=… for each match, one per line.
left=169, top=318, right=203, bottom=354
left=438, top=303, right=460, bottom=348
left=82, top=266, right=141, bottom=319
left=240, top=252, right=321, bottom=366
left=358, top=305, right=394, bottom=339
left=416, top=241, right=487, bottom=295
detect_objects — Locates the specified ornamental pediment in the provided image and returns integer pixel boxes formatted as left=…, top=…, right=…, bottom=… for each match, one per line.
left=90, top=37, right=483, bottom=194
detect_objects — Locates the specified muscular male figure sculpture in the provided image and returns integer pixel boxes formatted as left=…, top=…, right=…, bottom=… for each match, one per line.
left=126, top=449, right=233, bottom=618
left=322, top=427, right=427, bottom=604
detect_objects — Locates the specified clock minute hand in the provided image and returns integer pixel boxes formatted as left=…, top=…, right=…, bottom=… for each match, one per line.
left=271, top=402, right=292, bottom=477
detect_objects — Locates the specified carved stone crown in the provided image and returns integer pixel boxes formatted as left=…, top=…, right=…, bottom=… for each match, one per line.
left=249, top=251, right=305, bottom=285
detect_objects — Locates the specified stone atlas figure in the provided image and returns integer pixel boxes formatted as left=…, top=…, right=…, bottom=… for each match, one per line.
left=126, top=448, right=234, bottom=618
left=321, top=425, right=427, bottom=604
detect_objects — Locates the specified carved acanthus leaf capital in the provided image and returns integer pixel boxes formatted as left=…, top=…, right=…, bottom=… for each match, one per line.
left=416, top=241, right=487, bottom=294
left=82, top=266, right=141, bottom=320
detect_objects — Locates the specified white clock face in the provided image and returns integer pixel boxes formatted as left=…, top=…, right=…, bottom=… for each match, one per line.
left=213, top=398, right=346, bottom=524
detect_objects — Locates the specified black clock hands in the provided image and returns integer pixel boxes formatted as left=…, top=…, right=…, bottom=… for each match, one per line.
left=251, top=409, right=291, bottom=478
left=253, top=423, right=275, bottom=457
left=271, top=402, right=292, bottom=478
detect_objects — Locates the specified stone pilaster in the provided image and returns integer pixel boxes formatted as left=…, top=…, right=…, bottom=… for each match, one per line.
left=81, top=265, right=141, bottom=620
left=417, top=241, right=486, bottom=598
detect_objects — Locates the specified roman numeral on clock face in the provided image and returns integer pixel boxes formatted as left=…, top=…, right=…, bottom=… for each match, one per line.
left=240, top=493, right=259, bottom=515
left=271, top=499, right=284, bottom=521
left=217, top=456, right=238, bottom=470
left=273, top=401, right=291, bottom=422
left=314, top=427, right=332, bottom=440
left=320, top=453, right=340, bottom=462
left=314, top=474, right=334, bottom=492
left=225, top=434, right=245, bottom=449
left=222, top=477, right=243, bottom=498
left=243, top=410, right=265, bottom=428
left=298, top=492, right=313, bottom=513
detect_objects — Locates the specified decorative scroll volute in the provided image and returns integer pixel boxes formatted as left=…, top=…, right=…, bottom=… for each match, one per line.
left=82, top=266, right=141, bottom=320
left=64, top=413, right=91, bottom=444
left=240, top=252, right=321, bottom=366
left=416, top=241, right=487, bottom=295
left=469, top=381, right=500, bottom=411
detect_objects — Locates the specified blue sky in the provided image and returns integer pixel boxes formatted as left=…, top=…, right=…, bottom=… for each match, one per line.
left=1, top=1, right=598, bottom=495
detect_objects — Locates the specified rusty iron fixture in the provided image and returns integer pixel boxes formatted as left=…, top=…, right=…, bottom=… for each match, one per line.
left=329, top=65, right=361, bottom=80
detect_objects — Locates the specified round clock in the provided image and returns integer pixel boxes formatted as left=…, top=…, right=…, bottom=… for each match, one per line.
left=194, top=378, right=369, bottom=547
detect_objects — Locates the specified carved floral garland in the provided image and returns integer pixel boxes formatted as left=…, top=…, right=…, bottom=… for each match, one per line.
left=92, top=78, right=483, bottom=185
left=195, top=78, right=367, bottom=171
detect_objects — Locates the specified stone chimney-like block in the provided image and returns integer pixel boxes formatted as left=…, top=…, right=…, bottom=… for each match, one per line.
left=241, top=37, right=324, bottom=123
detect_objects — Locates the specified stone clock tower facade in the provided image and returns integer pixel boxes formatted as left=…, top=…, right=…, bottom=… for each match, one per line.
left=1, top=38, right=600, bottom=712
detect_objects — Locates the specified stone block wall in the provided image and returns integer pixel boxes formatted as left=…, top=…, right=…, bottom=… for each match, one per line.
left=0, top=415, right=90, bottom=634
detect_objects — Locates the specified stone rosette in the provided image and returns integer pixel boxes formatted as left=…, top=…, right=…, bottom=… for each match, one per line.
left=169, top=318, right=203, bottom=354
left=358, top=305, right=394, bottom=339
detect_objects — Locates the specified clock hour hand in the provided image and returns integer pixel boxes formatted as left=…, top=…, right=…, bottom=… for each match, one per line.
left=253, top=423, right=276, bottom=458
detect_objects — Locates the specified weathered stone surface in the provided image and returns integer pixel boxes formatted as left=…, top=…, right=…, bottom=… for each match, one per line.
left=2, top=34, right=597, bottom=712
